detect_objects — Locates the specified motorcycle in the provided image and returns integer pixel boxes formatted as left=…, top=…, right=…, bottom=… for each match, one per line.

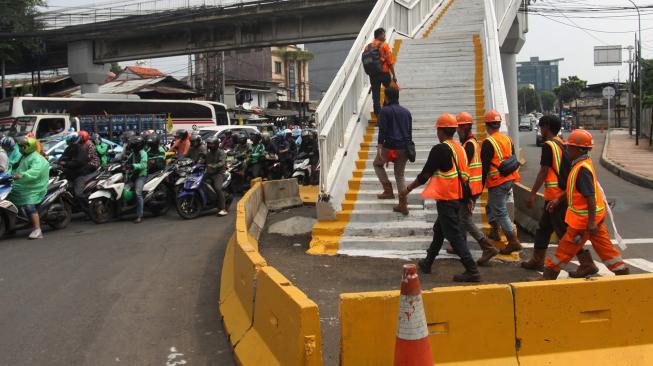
left=51, top=164, right=101, bottom=214
left=292, top=152, right=313, bottom=185
left=263, top=152, right=284, bottom=180
left=0, top=172, right=73, bottom=236
left=175, top=164, right=233, bottom=220
left=86, top=164, right=171, bottom=224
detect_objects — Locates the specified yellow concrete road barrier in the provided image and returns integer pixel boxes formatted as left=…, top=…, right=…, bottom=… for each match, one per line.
left=219, top=235, right=267, bottom=346
left=340, top=284, right=518, bottom=365
left=235, top=266, right=323, bottom=366
left=513, top=274, right=653, bottom=365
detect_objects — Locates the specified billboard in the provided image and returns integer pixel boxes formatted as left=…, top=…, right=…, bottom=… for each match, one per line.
left=594, top=46, right=622, bottom=66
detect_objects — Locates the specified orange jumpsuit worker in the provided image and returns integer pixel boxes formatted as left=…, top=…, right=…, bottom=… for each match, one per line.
left=542, top=129, right=629, bottom=279
left=402, top=113, right=480, bottom=282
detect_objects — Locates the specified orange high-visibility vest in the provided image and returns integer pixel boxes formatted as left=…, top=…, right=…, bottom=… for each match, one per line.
left=543, top=136, right=564, bottom=201
left=421, top=140, right=470, bottom=201
left=565, top=158, right=606, bottom=230
left=485, top=131, right=520, bottom=188
left=463, top=137, right=483, bottom=196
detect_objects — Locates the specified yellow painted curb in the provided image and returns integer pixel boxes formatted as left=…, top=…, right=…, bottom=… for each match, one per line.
left=299, top=185, right=319, bottom=206
left=422, top=0, right=455, bottom=38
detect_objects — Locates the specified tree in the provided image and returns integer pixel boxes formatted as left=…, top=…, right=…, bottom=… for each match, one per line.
left=554, top=76, right=587, bottom=104
left=642, top=59, right=653, bottom=106
left=518, top=86, right=539, bottom=114
left=540, top=91, right=557, bottom=112
left=0, top=0, right=46, bottom=97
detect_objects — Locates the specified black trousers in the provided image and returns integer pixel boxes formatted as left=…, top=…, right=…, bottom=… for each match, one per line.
left=534, top=200, right=568, bottom=250
left=427, top=200, right=476, bottom=270
left=370, top=72, right=392, bottom=115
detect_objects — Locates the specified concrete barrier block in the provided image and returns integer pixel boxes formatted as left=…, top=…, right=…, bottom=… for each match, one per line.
left=219, top=236, right=267, bottom=346
left=513, top=182, right=544, bottom=235
left=512, top=274, right=653, bottom=365
left=236, top=182, right=264, bottom=250
left=340, top=284, right=518, bottom=365
left=235, top=266, right=323, bottom=366
left=263, top=179, right=304, bottom=211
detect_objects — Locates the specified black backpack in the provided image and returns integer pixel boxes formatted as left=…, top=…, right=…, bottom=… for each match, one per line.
left=362, top=43, right=384, bottom=76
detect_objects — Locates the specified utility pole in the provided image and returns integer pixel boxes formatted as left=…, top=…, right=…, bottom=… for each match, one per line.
left=626, top=0, right=642, bottom=145
left=1, top=59, right=5, bottom=99
left=221, top=51, right=225, bottom=103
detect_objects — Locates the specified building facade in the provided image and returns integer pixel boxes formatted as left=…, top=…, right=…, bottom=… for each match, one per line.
left=517, top=57, right=563, bottom=92
left=193, top=45, right=311, bottom=109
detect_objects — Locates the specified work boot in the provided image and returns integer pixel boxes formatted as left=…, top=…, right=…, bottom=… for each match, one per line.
left=568, top=249, right=599, bottom=278
left=477, top=237, right=499, bottom=266
left=453, top=260, right=481, bottom=283
left=613, top=267, right=630, bottom=276
left=392, top=194, right=409, bottom=216
left=533, top=266, right=560, bottom=281
left=376, top=182, right=394, bottom=200
left=521, top=248, right=547, bottom=271
left=499, top=231, right=523, bottom=255
left=487, top=221, right=501, bottom=242
left=417, top=253, right=436, bottom=274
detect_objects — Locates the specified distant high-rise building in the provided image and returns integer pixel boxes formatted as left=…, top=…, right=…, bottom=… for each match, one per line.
left=517, top=57, right=563, bottom=91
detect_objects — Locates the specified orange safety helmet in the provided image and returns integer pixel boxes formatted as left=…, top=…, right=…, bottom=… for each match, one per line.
left=484, top=109, right=503, bottom=123
left=436, top=113, right=459, bottom=128
left=456, top=112, right=474, bottom=125
left=566, top=129, right=594, bottom=148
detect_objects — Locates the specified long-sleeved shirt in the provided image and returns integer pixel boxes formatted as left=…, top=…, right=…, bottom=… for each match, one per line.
left=416, top=142, right=454, bottom=185
left=249, top=143, right=265, bottom=164
left=206, top=148, right=227, bottom=174
left=130, top=149, right=148, bottom=177
left=377, top=101, right=412, bottom=150
left=481, top=138, right=516, bottom=186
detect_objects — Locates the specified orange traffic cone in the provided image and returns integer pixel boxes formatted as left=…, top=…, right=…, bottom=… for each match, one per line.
left=394, top=264, right=433, bottom=366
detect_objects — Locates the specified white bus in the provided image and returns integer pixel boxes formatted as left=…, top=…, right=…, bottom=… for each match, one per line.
left=0, top=96, right=231, bottom=140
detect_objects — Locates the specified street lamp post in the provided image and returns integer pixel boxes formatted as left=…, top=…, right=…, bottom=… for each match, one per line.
left=626, top=0, right=642, bottom=145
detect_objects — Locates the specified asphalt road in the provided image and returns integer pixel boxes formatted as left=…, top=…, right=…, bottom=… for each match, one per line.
left=0, top=211, right=235, bottom=366
left=518, top=130, right=653, bottom=239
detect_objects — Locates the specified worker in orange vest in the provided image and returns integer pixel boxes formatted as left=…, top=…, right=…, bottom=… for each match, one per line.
left=455, top=112, right=499, bottom=266
left=401, top=114, right=480, bottom=282
left=523, top=115, right=598, bottom=276
left=481, top=110, right=522, bottom=254
left=541, top=129, right=629, bottom=279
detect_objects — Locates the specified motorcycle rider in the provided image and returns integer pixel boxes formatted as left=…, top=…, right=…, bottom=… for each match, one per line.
left=9, top=136, right=50, bottom=239
left=145, top=133, right=166, bottom=175
left=127, top=135, right=148, bottom=224
left=60, top=132, right=98, bottom=203
left=205, top=136, right=228, bottom=217
left=248, top=133, right=265, bottom=179
left=232, top=133, right=250, bottom=193
left=219, top=130, right=235, bottom=150
left=92, top=133, right=110, bottom=167
left=171, top=129, right=191, bottom=158
left=113, top=130, right=136, bottom=162
left=1, top=136, right=21, bottom=174
left=187, top=133, right=207, bottom=163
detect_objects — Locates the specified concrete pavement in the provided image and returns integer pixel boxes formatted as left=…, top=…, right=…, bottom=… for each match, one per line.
left=601, top=129, right=653, bottom=189
left=0, top=212, right=235, bottom=366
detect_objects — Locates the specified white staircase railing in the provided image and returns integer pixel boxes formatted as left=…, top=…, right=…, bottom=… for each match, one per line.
left=316, top=0, right=441, bottom=203
left=483, top=0, right=510, bottom=117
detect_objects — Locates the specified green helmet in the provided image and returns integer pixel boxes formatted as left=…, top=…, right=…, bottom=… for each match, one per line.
left=17, top=136, right=37, bottom=155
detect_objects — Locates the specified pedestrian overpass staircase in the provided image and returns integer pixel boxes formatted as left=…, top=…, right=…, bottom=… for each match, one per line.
left=310, top=0, right=523, bottom=257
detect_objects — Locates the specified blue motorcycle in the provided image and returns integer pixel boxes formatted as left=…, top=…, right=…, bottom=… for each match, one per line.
left=175, top=164, right=232, bottom=219
left=0, top=172, right=73, bottom=237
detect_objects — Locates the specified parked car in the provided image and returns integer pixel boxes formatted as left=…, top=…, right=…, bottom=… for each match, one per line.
left=41, top=136, right=123, bottom=163
left=519, top=115, right=533, bottom=131
left=535, top=126, right=563, bottom=147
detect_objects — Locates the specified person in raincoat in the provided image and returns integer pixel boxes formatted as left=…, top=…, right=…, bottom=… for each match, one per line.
left=9, top=136, right=50, bottom=239
left=1, top=136, right=22, bottom=174
left=92, top=133, right=110, bottom=167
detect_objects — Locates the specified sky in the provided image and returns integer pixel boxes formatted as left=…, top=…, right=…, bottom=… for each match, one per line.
left=34, top=0, right=653, bottom=84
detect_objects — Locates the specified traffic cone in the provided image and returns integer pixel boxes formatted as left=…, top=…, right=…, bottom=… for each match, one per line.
left=394, top=264, right=433, bottom=366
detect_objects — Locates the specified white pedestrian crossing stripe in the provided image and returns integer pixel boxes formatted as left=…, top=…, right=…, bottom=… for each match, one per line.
left=625, top=258, right=653, bottom=273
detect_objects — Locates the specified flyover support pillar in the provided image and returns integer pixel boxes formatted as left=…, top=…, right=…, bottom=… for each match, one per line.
left=68, top=41, right=110, bottom=94
left=501, top=52, right=519, bottom=155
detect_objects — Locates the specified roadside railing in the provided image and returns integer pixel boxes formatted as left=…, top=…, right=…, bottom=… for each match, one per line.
left=37, top=0, right=283, bottom=29
left=316, top=0, right=440, bottom=199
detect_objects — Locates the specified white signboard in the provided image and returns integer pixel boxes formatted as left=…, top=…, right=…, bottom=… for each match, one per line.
left=602, top=86, right=616, bottom=98
left=594, top=46, right=622, bottom=66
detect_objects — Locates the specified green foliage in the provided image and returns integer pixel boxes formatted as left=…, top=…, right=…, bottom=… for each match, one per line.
left=553, top=76, right=587, bottom=104
left=540, top=91, right=557, bottom=112
left=0, top=0, right=46, bottom=64
left=642, top=59, right=653, bottom=106
left=518, top=87, right=539, bottom=113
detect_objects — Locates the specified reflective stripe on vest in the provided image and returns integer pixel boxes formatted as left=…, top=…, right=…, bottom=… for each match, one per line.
left=464, top=138, right=483, bottom=196
left=565, top=159, right=606, bottom=230
left=543, top=137, right=564, bottom=201
left=421, top=140, right=469, bottom=201
left=485, top=132, right=520, bottom=188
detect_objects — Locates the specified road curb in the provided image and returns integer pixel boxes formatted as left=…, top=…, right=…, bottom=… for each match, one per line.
left=600, top=130, right=653, bottom=190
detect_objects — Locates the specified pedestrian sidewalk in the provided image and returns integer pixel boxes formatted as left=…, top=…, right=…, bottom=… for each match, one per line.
left=602, top=129, right=653, bottom=189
